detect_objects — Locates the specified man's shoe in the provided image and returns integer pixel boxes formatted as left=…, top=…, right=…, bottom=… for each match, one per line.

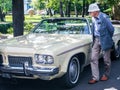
left=100, top=75, right=109, bottom=81
left=88, top=79, right=98, bottom=84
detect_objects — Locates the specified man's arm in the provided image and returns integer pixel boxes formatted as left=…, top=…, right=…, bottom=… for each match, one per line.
left=103, top=14, right=114, bottom=37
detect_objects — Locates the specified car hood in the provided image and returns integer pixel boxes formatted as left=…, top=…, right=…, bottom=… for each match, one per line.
left=0, top=33, right=92, bottom=53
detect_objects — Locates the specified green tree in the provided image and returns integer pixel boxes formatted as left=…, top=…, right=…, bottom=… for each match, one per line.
left=30, top=0, right=120, bottom=19
left=87, top=0, right=120, bottom=20
left=0, top=0, right=12, bottom=21
left=31, top=0, right=45, bottom=10
left=31, top=0, right=53, bottom=16
left=73, top=0, right=79, bottom=17
left=107, top=0, right=120, bottom=20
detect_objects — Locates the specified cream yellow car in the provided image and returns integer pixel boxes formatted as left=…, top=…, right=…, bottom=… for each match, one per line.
left=0, top=17, right=120, bottom=88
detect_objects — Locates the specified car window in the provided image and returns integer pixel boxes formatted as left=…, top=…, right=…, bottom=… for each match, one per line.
left=32, top=18, right=90, bottom=34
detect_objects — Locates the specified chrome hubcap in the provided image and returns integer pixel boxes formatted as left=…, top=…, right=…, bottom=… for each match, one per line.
left=69, top=57, right=80, bottom=83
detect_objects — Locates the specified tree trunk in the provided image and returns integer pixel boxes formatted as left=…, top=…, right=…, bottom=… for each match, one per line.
left=12, top=0, right=24, bottom=37
left=67, top=1, right=71, bottom=17
left=112, top=4, right=120, bottom=20
left=0, top=7, right=5, bottom=22
left=48, top=8, right=53, bottom=16
left=74, top=3, right=78, bottom=17
left=82, top=0, right=85, bottom=17
left=60, top=0, right=64, bottom=17
left=65, top=0, right=71, bottom=17
left=85, top=1, right=89, bottom=15
left=65, top=1, right=68, bottom=17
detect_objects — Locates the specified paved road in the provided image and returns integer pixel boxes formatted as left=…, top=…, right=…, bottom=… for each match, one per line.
left=0, top=59, right=120, bottom=90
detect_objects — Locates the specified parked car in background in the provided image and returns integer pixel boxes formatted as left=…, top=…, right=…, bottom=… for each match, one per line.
left=0, top=17, right=120, bottom=88
left=37, top=9, right=47, bottom=15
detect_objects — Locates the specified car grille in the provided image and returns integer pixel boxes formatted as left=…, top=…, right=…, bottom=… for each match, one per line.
left=8, top=55, right=32, bottom=67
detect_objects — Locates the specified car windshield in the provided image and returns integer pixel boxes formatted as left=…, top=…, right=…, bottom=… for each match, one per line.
left=32, top=18, right=91, bottom=34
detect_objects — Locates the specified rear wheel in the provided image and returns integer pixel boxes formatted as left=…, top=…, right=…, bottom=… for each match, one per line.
left=60, top=56, right=81, bottom=88
left=116, top=42, right=120, bottom=60
left=111, top=42, right=120, bottom=60
left=110, top=44, right=117, bottom=60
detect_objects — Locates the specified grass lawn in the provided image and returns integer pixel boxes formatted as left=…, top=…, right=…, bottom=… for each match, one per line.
left=5, top=14, right=44, bottom=23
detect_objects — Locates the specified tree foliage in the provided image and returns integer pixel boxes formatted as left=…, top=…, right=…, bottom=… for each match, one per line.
left=86, top=0, right=120, bottom=20
left=0, top=0, right=12, bottom=21
left=31, top=0, right=45, bottom=10
left=1, top=0, right=120, bottom=22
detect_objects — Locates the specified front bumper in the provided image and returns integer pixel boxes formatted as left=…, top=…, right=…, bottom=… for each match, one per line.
left=0, top=65, right=59, bottom=80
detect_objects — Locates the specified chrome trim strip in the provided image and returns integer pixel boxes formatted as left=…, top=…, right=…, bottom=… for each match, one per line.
left=57, top=42, right=92, bottom=56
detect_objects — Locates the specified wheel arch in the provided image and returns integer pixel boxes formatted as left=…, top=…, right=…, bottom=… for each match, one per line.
left=74, top=52, right=86, bottom=71
left=117, top=40, right=120, bottom=45
left=59, top=52, right=86, bottom=88
left=60, top=52, right=86, bottom=75
left=68, top=52, right=86, bottom=72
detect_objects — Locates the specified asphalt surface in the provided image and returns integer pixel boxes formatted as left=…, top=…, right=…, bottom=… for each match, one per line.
left=0, top=59, right=120, bottom=90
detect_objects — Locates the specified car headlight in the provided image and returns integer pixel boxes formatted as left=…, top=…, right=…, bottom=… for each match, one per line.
left=34, top=54, right=54, bottom=64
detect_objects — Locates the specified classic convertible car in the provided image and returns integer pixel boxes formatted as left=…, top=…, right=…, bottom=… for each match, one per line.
left=0, top=17, right=120, bottom=88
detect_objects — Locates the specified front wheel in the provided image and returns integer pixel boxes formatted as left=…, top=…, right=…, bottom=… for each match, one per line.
left=60, top=56, right=81, bottom=88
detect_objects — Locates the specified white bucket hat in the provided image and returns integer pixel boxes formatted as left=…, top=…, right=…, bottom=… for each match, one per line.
left=88, top=3, right=100, bottom=12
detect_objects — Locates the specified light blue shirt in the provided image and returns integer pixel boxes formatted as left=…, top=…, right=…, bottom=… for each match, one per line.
left=92, top=17, right=101, bottom=36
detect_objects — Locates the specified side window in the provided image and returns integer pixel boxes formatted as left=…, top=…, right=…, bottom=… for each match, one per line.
left=83, top=24, right=89, bottom=34
left=79, top=22, right=90, bottom=34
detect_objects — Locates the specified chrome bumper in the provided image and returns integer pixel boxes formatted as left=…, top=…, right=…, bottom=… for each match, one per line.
left=0, top=65, right=59, bottom=78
